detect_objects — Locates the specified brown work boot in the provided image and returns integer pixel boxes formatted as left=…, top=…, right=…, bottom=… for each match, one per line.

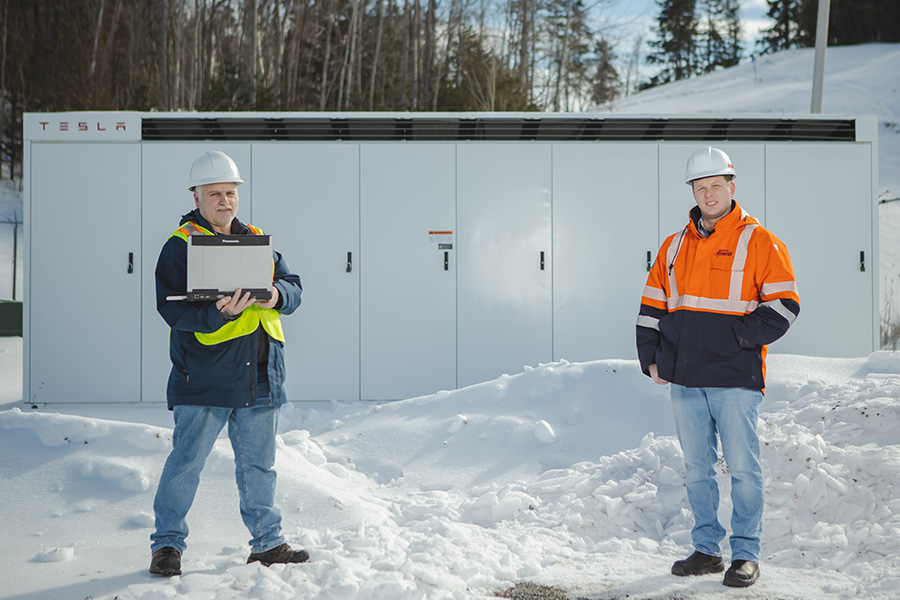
left=247, top=543, right=310, bottom=566
left=149, top=547, right=182, bottom=577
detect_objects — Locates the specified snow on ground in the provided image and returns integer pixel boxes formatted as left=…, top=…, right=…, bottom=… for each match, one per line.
left=0, top=178, right=23, bottom=301
left=0, top=179, right=22, bottom=222
left=2, top=336, right=900, bottom=600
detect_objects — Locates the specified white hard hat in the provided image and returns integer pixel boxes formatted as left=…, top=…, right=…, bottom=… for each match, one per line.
left=188, top=151, right=244, bottom=191
left=684, top=146, right=736, bottom=184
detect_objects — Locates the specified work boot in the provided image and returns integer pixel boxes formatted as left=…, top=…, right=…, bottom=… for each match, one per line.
left=724, top=560, right=760, bottom=587
left=149, top=547, right=181, bottom=577
left=247, top=543, right=310, bottom=566
left=671, top=551, right=725, bottom=576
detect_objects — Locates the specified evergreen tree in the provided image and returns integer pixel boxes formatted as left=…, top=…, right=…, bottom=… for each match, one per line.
left=722, top=0, right=742, bottom=66
left=761, top=0, right=898, bottom=54
left=758, top=0, right=808, bottom=52
left=646, top=0, right=699, bottom=85
left=590, top=39, right=619, bottom=106
left=803, top=0, right=900, bottom=46
left=697, top=0, right=740, bottom=72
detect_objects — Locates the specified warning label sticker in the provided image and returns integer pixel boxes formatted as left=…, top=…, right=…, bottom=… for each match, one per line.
left=428, top=231, right=453, bottom=245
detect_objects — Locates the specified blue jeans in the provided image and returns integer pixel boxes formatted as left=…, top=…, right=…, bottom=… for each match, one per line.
left=670, top=385, right=763, bottom=562
left=151, top=405, right=285, bottom=555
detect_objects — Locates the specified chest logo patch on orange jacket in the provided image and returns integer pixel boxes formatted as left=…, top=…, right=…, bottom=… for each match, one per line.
left=716, top=249, right=734, bottom=257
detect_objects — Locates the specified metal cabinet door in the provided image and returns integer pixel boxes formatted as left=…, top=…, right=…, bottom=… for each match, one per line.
left=141, top=143, right=252, bottom=403
left=28, top=143, right=141, bottom=402
left=765, top=143, right=875, bottom=356
left=360, top=144, right=457, bottom=400
left=552, top=143, right=659, bottom=361
left=457, top=144, right=552, bottom=387
left=252, top=143, right=361, bottom=401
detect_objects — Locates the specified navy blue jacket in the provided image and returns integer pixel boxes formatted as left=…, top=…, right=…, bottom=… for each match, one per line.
left=155, top=210, right=302, bottom=409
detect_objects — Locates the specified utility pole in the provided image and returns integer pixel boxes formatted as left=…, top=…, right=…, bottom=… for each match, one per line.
left=811, top=0, right=831, bottom=113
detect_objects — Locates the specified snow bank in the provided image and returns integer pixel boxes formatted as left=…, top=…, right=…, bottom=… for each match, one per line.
left=3, top=343, right=900, bottom=599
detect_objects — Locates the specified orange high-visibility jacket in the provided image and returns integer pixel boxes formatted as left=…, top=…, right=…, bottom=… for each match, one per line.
left=636, top=201, right=800, bottom=390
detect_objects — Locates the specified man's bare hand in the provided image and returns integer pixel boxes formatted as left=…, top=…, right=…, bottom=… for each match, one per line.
left=216, top=288, right=255, bottom=318
left=649, top=363, right=669, bottom=385
left=256, top=286, right=279, bottom=310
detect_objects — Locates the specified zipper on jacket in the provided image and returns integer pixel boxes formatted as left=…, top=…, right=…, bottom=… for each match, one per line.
left=668, top=227, right=688, bottom=276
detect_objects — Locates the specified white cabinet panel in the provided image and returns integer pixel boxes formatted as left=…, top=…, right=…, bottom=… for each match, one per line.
left=765, top=143, right=874, bottom=356
left=29, top=143, right=141, bottom=402
left=141, top=143, right=252, bottom=403
left=659, top=143, right=766, bottom=241
left=552, top=144, right=659, bottom=361
left=252, top=144, right=360, bottom=401
left=457, top=144, right=552, bottom=387
left=360, top=144, right=457, bottom=399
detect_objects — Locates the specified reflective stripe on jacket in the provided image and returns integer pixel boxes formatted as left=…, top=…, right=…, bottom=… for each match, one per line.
left=155, top=210, right=302, bottom=410
left=169, top=221, right=285, bottom=345
left=636, top=201, right=800, bottom=390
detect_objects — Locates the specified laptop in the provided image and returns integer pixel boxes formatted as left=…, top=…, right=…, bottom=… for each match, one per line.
left=182, top=235, right=274, bottom=302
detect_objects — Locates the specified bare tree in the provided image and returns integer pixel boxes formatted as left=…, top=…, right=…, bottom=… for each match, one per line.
left=157, top=0, right=170, bottom=109
left=368, top=0, right=385, bottom=109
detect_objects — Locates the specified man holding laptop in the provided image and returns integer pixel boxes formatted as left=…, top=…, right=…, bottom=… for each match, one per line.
left=149, top=151, right=306, bottom=576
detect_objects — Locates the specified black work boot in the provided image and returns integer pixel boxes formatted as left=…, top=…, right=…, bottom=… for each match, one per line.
left=671, top=551, right=725, bottom=576
left=149, top=547, right=182, bottom=577
left=247, top=543, right=310, bottom=566
left=724, top=560, right=760, bottom=587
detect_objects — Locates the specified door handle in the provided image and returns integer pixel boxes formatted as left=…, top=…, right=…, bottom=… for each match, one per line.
left=444, top=251, right=449, bottom=271
left=647, top=250, right=652, bottom=272
left=860, top=251, right=865, bottom=272
left=127, top=252, right=134, bottom=274
left=347, top=252, right=352, bottom=273
left=540, top=251, right=545, bottom=271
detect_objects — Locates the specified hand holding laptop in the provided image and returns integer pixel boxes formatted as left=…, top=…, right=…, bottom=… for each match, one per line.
left=217, top=288, right=255, bottom=319
left=217, top=286, right=280, bottom=320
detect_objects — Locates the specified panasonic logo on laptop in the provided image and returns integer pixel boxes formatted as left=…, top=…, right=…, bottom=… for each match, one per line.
left=222, top=239, right=240, bottom=243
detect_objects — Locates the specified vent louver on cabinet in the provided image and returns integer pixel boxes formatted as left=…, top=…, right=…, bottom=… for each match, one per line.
left=142, top=116, right=857, bottom=142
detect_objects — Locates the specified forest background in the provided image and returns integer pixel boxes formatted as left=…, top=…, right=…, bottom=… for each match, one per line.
left=0, top=0, right=897, bottom=183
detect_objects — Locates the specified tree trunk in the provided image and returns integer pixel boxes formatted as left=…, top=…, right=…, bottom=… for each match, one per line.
left=89, top=0, right=106, bottom=80
left=247, top=0, right=258, bottom=108
left=99, top=0, right=124, bottom=88
left=157, top=0, right=169, bottom=110
left=337, top=0, right=360, bottom=110
left=171, top=0, right=185, bottom=108
left=367, top=0, right=385, bottom=110
left=320, top=0, right=336, bottom=110
left=517, top=0, right=529, bottom=92
left=411, top=0, right=419, bottom=110
left=422, top=0, right=434, bottom=109
left=553, top=0, right=573, bottom=111
left=399, top=0, right=410, bottom=109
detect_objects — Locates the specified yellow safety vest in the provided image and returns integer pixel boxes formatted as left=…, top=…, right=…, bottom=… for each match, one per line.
left=170, top=222, right=285, bottom=345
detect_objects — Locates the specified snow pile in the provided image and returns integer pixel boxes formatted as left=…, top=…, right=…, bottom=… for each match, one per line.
left=3, top=336, right=900, bottom=599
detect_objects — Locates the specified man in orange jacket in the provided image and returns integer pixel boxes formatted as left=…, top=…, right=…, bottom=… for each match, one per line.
left=636, top=147, right=800, bottom=588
